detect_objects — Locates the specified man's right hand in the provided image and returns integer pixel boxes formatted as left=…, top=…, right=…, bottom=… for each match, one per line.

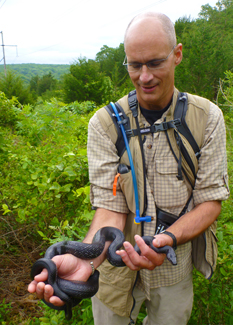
left=28, top=253, right=94, bottom=307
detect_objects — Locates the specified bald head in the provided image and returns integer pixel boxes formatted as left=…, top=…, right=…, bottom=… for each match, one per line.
left=124, top=12, right=177, bottom=49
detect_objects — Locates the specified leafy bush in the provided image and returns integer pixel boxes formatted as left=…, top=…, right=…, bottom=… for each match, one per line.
left=0, top=70, right=34, bottom=105
left=0, top=91, right=21, bottom=128
left=187, top=72, right=233, bottom=325
left=0, top=98, right=96, bottom=240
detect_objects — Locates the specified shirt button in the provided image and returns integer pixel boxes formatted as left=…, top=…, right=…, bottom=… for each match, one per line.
left=147, top=144, right=152, bottom=149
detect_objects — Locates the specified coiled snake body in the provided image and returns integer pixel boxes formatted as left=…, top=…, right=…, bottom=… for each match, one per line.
left=31, top=226, right=177, bottom=320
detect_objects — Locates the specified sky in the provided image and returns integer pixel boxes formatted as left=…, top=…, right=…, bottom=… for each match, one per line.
left=0, top=0, right=218, bottom=65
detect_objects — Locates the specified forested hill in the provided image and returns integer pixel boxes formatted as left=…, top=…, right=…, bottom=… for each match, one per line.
left=0, top=63, right=70, bottom=84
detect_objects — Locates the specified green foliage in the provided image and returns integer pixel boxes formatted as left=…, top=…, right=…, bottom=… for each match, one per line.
left=187, top=67, right=233, bottom=325
left=32, top=298, right=94, bottom=325
left=217, top=70, right=233, bottom=115
left=175, top=0, right=233, bottom=100
left=30, top=72, right=58, bottom=98
left=96, top=44, right=129, bottom=91
left=63, top=57, right=106, bottom=105
left=0, top=91, right=21, bottom=128
left=0, top=64, right=69, bottom=85
left=0, top=299, right=12, bottom=324
left=0, top=98, right=94, bottom=238
left=0, top=70, right=34, bottom=104
left=65, top=101, right=96, bottom=115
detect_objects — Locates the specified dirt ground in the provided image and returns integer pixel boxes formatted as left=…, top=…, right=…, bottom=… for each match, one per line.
left=0, top=225, right=46, bottom=324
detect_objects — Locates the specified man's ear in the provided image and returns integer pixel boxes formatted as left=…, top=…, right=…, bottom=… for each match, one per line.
left=174, top=43, right=183, bottom=66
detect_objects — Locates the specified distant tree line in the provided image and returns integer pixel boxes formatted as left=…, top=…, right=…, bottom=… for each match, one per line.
left=0, top=0, right=232, bottom=106
left=0, top=63, right=69, bottom=84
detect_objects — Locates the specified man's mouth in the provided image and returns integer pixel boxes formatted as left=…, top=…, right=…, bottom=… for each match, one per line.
left=141, top=85, right=157, bottom=93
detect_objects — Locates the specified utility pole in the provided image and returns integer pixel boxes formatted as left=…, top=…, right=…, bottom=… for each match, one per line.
left=0, top=31, right=17, bottom=77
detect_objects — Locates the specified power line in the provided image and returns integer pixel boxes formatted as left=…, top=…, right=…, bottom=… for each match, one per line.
left=0, top=31, right=17, bottom=76
left=0, top=0, right=8, bottom=10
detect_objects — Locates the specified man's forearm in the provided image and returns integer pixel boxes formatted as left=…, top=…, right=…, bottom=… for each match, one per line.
left=167, top=200, right=221, bottom=246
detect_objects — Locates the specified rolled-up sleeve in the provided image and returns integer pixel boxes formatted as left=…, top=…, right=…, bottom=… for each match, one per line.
left=87, top=112, right=129, bottom=214
left=193, top=102, right=230, bottom=205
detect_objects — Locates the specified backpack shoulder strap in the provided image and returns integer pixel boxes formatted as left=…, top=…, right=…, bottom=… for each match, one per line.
left=166, top=92, right=201, bottom=187
left=174, top=93, right=201, bottom=159
left=105, top=102, right=131, bottom=158
left=96, top=94, right=132, bottom=158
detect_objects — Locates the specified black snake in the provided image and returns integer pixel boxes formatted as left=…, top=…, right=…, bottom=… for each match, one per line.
left=31, top=226, right=177, bottom=320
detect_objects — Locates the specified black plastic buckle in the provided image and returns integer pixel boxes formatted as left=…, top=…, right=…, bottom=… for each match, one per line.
left=125, top=129, right=134, bottom=137
left=173, top=118, right=182, bottom=127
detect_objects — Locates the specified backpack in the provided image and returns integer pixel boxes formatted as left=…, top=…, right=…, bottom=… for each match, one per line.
left=96, top=89, right=217, bottom=279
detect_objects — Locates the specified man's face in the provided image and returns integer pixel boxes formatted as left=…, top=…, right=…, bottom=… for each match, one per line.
left=124, top=20, right=182, bottom=110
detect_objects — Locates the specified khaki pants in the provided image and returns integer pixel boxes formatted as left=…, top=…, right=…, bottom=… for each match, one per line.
left=92, top=272, right=193, bottom=325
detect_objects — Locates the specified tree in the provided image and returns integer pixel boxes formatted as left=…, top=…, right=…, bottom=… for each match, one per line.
left=29, top=72, right=58, bottom=98
left=175, top=0, right=233, bottom=100
left=62, top=57, right=107, bottom=105
left=37, top=72, right=57, bottom=96
left=96, top=44, right=128, bottom=88
left=0, top=70, right=34, bottom=105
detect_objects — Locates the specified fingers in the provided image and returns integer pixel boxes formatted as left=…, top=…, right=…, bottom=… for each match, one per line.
left=116, top=235, right=166, bottom=271
left=134, top=235, right=165, bottom=267
left=153, top=234, right=173, bottom=248
left=27, top=267, right=65, bottom=306
left=28, top=280, right=65, bottom=306
left=34, top=268, right=48, bottom=282
left=116, top=241, right=145, bottom=271
left=28, top=268, right=48, bottom=294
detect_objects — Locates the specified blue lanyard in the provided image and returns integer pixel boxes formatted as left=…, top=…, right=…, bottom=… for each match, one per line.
left=110, top=102, right=152, bottom=224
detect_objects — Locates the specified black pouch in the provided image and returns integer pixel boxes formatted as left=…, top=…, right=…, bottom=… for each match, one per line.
left=155, top=208, right=178, bottom=234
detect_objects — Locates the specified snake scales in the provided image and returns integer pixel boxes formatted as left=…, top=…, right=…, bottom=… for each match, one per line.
left=31, top=226, right=177, bottom=320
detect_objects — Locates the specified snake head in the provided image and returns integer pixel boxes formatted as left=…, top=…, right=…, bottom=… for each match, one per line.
left=165, top=246, right=177, bottom=265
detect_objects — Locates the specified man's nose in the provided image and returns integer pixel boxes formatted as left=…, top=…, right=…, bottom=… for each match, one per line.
left=139, top=65, right=154, bottom=83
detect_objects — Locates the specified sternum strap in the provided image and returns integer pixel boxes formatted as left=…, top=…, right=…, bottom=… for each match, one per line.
left=126, top=120, right=177, bottom=138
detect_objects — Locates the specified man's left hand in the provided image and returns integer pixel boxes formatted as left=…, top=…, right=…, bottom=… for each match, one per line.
left=116, top=234, right=171, bottom=271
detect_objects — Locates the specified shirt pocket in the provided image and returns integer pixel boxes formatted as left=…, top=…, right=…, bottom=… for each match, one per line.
left=155, top=157, right=189, bottom=210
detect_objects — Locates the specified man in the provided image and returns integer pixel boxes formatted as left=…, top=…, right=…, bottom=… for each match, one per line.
left=28, top=12, right=229, bottom=325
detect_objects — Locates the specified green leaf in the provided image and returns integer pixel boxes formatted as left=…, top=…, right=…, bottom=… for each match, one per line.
left=49, top=182, right=61, bottom=191
left=78, top=148, right=87, bottom=156
left=39, top=317, right=50, bottom=323
left=220, top=267, right=227, bottom=276
left=217, top=231, right=223, bottom=241
left=22, top=162, right=28, bottom=169
left=18, top=209, right=26, bottom=221
left=2, top=204, right=8, bottom=210
left=62, top=220, right=69, bottom=228
left=56, top=163, right=64, bottom=171
left=63, top=152, right=75, bottom=157
left=63, top=166, right=77, bottom=177
left=61, top=183, right=72, bottom=192
left=31, top=197, right=38, bottom=206
left=31, top=173, right=38, bottom=180
left=37, top=231, right=48, bottom=240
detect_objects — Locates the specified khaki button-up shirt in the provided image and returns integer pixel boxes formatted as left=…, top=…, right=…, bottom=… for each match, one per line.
left=87, top=94, right=229, bottom=298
